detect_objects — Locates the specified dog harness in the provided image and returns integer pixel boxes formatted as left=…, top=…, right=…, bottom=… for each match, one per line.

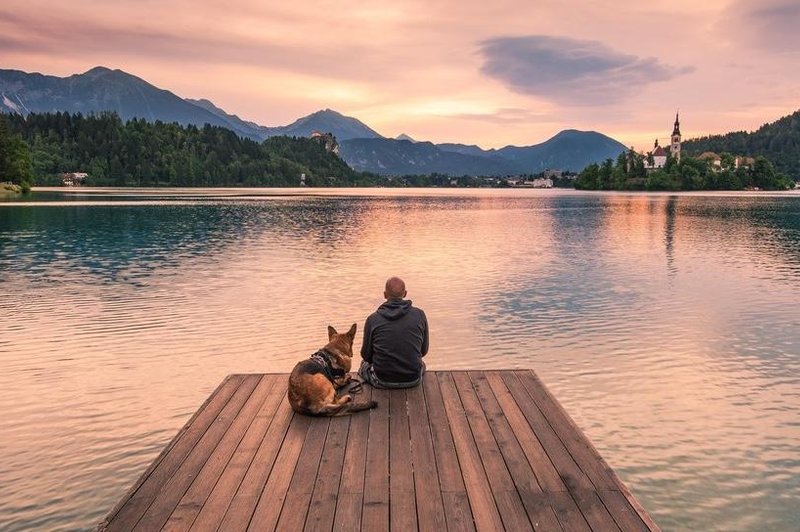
left=310, top=349, right=346, bottom=382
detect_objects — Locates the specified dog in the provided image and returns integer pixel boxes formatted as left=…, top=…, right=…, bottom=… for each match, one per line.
left=288, top=323, right=378, bottom=416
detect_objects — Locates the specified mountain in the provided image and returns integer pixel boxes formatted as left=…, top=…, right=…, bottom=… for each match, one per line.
left=1, top=66, right=629, bottom=176
left=436, top=143, right=493, bottom=157
left=276, top=109, right=382, bottom=140
left=436, top=130, right=627, bottom=173
left=185, top=98, right=276, bottom=138
left=0, top=67, right=382, bottom=142
left=683, top=109, right=800, bottom=178
left=339, top=138, right=516, bottom=176
left=493, top=130, right=628, bottom=173
left=0, top=66, right=262, bottom=137
left=396, top=133, right=416, bottom=142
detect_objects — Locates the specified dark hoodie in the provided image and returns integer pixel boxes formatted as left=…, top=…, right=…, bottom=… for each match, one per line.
left=361, top=299, right=429, bottom=383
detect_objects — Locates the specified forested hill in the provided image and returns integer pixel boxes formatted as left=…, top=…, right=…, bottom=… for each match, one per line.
left=4, top=112, right=361, bottom=187
left=683, top=109, right=800, bottom=178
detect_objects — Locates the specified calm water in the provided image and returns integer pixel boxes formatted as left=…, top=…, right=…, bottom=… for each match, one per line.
left=1, top=188, right=799, bottom=531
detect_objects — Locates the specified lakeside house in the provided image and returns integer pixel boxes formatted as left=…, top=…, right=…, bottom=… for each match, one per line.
left=507, top=176, right=553, bottom=188
left=61, top=172, right=88, bottom=186
left=697, top=152, right=755, bottom=171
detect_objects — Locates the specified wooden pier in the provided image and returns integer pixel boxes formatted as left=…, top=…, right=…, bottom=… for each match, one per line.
left=99, top=370, right=659, bottom=531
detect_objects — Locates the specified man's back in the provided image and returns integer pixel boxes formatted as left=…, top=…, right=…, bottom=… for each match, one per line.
left=361, top=298, right=428, bottom=383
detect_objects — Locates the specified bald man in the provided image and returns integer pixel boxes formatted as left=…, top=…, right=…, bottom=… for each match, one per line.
left=358, top=277, right=429, bottom=389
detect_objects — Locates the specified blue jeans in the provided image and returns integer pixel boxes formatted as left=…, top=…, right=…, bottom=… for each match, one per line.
left=358, top=360, right=425, bottom=389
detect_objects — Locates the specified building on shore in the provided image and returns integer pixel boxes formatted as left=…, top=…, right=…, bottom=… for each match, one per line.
left=697, top=152, right=755, bottom=171
left=61, top=172, right=88, bottom=186
left=644, top=113, right=681, bottom=170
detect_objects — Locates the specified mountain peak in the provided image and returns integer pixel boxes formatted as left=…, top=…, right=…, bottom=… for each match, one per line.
left=396, top=133, right=416, bottom=142
left=281, top=108, right=382, bottom=140
left=83, top=66, right=113, bottom=76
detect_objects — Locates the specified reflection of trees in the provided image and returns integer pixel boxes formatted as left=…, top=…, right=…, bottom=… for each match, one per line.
left=0, top=198, right=375, bottom=286
left=665, top=196, right=677, bottom=278
left=675, top=196, right=800, bottom=276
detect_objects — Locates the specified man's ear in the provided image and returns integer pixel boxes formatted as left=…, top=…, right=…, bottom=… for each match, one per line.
left=347, top=323, right=357, bottom=340
left=327, top=325, right=337, bottom=340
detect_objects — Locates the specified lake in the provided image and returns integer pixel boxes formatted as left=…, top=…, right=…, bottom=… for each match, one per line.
left=1, top=187, right=799, bottom=531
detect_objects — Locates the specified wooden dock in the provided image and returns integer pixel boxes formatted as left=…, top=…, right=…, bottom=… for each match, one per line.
left=99, top=371, right=659, bottom=531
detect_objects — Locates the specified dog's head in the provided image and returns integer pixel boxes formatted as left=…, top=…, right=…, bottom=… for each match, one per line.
left=325, top=323, right=357, bottom=372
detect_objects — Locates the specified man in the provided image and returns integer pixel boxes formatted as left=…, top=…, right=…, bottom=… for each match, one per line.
left=359, top=277, right=429, bottom=389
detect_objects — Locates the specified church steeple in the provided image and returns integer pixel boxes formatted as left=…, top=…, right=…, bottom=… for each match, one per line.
left=672, top=111, right=681, bottom=136
left=670, top=110, right=681, bottom=162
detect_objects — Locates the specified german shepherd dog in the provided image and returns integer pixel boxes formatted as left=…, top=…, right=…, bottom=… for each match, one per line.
left=288, top=324, right=378, bottom=416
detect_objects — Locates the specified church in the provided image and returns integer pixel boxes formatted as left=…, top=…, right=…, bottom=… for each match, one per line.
left=644, top=113, right=681, bottom=170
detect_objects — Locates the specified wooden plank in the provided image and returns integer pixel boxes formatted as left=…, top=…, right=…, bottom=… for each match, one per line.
left=103, top=374, right=246, bottom=531
left=451, top=372, right=533, bottom=532
left=304, top=414, right=350, bottom=532
left=484, top=373, right=565, bottom=493
left=215, top=395, right=295, bottom=531
left=406, top=383, right=447, bottom=532
left=389, top=389, right=418, bottom=531
left=523, top=371, right=659, bottom=531
left=332, top=387, right=372, bottom=532
left=274, top=416, right=331, bottom=531
left=361, top=388, right=390, bottom=531
left=441, top=492, right=476, bottom=532
left=244, top=413, right=311, bottom=531
left=468, top=372, right=561, bottom=532
left=517, top=371, right=618, bottom=490
left=438, top=372, right=504, bottom=532
left=597, top=490, right=650, bottom=532
left=500, top=371, right=594, bottom=493
left=509, top=371, right=623, bottom=531
left=421, top=373, right=475, bottom=532
left=163, top=374, right=281, bottom=531
left=187, top=377, right=289, bottom=531
left=103, top=371, right=659, bottom=532
left=570, top=490, right=622, bottom=532
left=132, top=375, right=263, bottom=531
left=548, top=492, right=593, bottom=532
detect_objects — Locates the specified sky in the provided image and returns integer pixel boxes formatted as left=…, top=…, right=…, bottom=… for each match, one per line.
left=1, top=0, right=799, bottom=150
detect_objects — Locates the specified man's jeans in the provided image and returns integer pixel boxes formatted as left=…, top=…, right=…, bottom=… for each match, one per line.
left=358, top=360, right=425, bottom=389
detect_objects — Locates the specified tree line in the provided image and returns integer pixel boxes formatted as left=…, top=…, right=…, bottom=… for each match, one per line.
left=574, top=150, right=794, bottom=191
left=0, top=114, right=34, bottom=190
left=2, top=111, right=372, bottom=187
left=682, top=109, right=800, bottom=179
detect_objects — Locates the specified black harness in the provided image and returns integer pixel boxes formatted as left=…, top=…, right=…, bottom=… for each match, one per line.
left=310, top=349, right=346, bottom=382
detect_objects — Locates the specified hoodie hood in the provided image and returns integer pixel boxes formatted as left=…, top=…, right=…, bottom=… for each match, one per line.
left=377, top=298, right=412, bottom=320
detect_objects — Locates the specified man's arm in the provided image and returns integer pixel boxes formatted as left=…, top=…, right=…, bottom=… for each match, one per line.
left=420, top=309, right=429, bottom=357
left=361, top=315, right=374, bottom=363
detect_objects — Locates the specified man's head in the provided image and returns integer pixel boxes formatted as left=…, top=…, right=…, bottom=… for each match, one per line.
left=384, top=276, right=407, bottom=300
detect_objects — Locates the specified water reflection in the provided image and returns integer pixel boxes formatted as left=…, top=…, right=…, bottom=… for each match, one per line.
left=0, top=189, right=799, bottom=531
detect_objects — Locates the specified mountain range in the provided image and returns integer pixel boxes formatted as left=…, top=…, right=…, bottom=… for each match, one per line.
left=1, top=66, right=628, bottom=176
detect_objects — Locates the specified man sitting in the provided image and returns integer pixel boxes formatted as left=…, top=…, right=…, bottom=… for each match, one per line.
left=358, top=277, right=429, bottom=389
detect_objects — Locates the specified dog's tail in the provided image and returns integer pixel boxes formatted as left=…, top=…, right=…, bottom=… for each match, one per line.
left=343, top=400, right=378, bottom=415
left=328, top=400, right=378, bottom=416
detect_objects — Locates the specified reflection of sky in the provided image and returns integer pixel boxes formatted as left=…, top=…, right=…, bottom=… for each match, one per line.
left=1, top=189, right=799, bottom=530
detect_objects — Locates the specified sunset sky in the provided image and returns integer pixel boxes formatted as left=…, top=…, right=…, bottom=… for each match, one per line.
left=1, top=0, right=799, bottom=150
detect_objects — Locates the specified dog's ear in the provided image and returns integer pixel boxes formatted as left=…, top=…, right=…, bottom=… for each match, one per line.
left=347, top=323, right=357, bottom=340
left=327, top=325, right=337, bottom=340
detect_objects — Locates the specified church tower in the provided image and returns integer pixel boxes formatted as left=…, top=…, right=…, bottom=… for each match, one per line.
left=670, top=111, right=681, bottom=162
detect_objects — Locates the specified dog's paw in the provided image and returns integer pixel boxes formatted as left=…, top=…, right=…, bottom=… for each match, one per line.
left=341, top=394, right=353, bottom=403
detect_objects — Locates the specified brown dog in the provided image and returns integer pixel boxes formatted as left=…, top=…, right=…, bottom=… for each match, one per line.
left=288, top=324, right=378, bottom=416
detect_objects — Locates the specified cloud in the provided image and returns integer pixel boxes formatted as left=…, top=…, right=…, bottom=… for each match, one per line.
left=451, top=107, right=551, bottom=124
left=724, top=1, right=800, bottom=54
left=0, top=8, right=401, bottom=82
left=478, top=35, right=693, bottom=105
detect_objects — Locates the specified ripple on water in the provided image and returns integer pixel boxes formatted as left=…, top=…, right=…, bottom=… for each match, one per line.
left=1, top=190, right=799, bottom=530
